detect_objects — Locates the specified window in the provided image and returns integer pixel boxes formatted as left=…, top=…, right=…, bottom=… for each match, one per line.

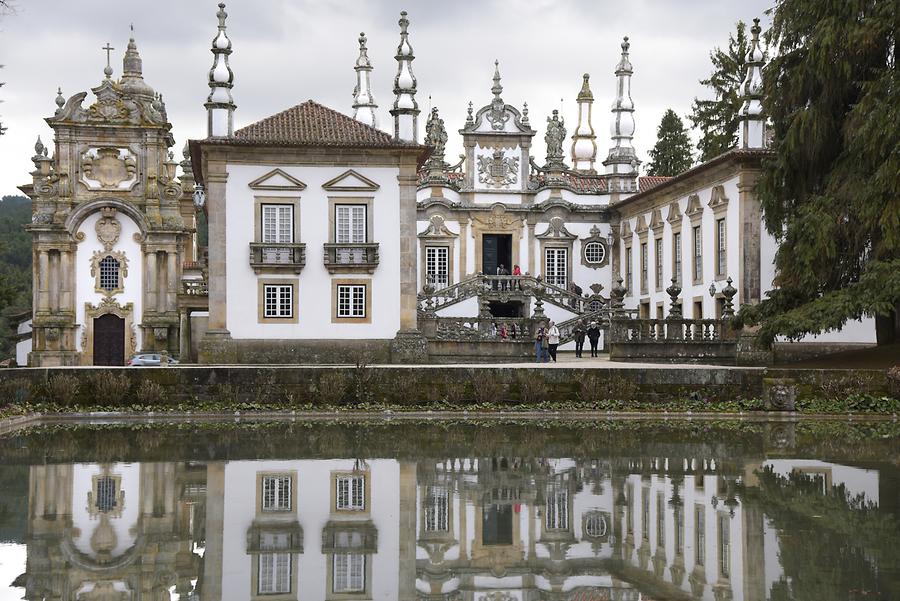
left=545, top=488, right=568, bottom=530
left=95, top=477, right=117, bottom=513
left=336, top=475, right=366, bottom=510
left=655, top=238, right=663, bottom=289
left=258, top=552, right=291, bottom=595
left=641, top=489, right=650, bottom=541
left=673, top=232, right=682, bottom=285
left=262, top=475, right=292, bottom=511
left=640, top=242, right=648, bottom=293
left=625, top=248, right=633, bottom=295
left=333, top=554, right=365, bottom=593
left=99, top=256, right=120, bottom=292
left=695, top=505, right=706, bottom=566
left=424, top=486, right=449, bottom=532
left=692, top=225, right=702, bottom=282
left=584, top=512, right=608, bottom=539
left=544, top=248, right=568, bottom=288
left=716, top=218, right=726, bottom=276
left=425, top=246, right=450, bottom=289
left=261, top=204, right=294, bottom=264
left=718, top=513, right=731, bottom=577
left=626, top=483, right=634, bottom=535
left=263, top=284, right=293, bottom=319
left=336, top=285, right=366, bottom=319
left=583, top=241, right=606, bottom=264
left=335, top=205, right=367, bottom=244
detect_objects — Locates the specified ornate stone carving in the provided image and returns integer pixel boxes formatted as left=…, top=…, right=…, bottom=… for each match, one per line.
left=81, top=147, right=137, bottom=190
left=544, top=109, right=567, bottom=170
left=95, top=209, right=121, bottom=250
left=90, top=250, right=129, bottom=296
left=419, top=214, right=457, bottom=238
left=82, top=298, right=136, bottom=365
left=477, top=149, right=519, bottom=188
left=424, top=107, right=448, bottom=174
left=537, top=216, right=577, bottom=240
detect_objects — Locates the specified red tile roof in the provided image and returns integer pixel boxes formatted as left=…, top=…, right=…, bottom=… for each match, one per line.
left=230, top=100, right=424, bottom=149
left=638, top=175, right=671, bottom=192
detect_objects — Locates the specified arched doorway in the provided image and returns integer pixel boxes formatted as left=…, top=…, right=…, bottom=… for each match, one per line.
left=93, top=313, right=125, bottom=366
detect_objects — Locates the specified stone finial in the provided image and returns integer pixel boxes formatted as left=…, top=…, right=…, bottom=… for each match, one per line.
left=102, top=42, right=115, bottom=79
left=722, top=277, right=737, bottom=318
left=206, top=2, right=236, bottom=138
left=571, top=74, right=597, bottom=172
left=34, top=136, right=44, bottom=157
left=122, top=36, right=142, bottom=78
left=522, top=101, right=529, bottom=125
left=466, top=101, right=474, bottom=126
left=666, top=277, right=683, bottom=318
left=738, top=18, right=767, bottom=149
left=603, top=35, right=639, bottom=192
left=610, top=277, right=627, bottom=310
left=491, top=60, right=503, bottom=100
left=352, top=32, right=378, bottom=127
left=391, top=10, right=419, bottom=142
left=55, top=87, right=65, bottom=113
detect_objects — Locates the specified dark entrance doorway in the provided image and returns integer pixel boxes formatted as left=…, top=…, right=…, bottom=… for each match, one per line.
left=488, top=300, right=524, bottom=318
left=93, top=314, right=125, bottom=366
left=482, top=503, right=513, bottom=546
left=482, top=234, right=512, bottom=275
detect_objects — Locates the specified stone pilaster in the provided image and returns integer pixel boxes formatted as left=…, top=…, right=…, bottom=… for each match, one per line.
left=200, top=462, right=225, bottom=601
left=398, top=461, right=417, bottom=601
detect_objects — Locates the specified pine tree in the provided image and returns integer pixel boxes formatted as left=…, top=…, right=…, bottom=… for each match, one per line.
left=689, top=21, right=751, bottom=162
left=739, top=0, right=900, bottom=345
left=646, top=109, right=693, bottom=176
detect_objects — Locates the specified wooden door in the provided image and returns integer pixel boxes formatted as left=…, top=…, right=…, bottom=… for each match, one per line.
left=93, top=314, right=125, bottom=366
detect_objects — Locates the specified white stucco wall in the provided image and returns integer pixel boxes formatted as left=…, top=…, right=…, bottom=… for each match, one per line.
left=221, top=459, right=400, bottom=601
left=225, top=164, right=403, bottom=340
left=74, top=211, right=144, bottom=353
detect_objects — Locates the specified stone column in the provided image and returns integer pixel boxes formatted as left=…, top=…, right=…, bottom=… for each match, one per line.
left=205, top=161, right=229, bottom=333
left=166, top=250, right=178, bottom=312
left=179, top=310, right=191, bottom=362
left=37, top=250, right=50, bottom=312
left=398, top=461, right=417, bottom=601
left=48, top=250, right=59, bottom=312
left=200, top=462, right=225, bottom=601
left=145, top=250, right=159, bottom=316
left=458, top=216, right=469, bottom=278
left=526, top=220, right=537, bottom=274
left=738, top=170, right=762, bottom=306
left=741, top=500, right=766, bottom=601
left=391, top=152, right=429, bottom=363
left=60, top=249, right=74, bottom=312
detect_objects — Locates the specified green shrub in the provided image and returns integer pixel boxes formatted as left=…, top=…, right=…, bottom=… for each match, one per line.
left=134, top=380, right=166, bottom=405
left=43, top=373, right=81, bottom=405
left=87, top=371, right=131, bottom=405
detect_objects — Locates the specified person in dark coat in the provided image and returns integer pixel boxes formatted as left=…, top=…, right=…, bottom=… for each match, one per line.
left=586, top=321, right=601, bottom=357
left=572, top=319, right=586, bottom=358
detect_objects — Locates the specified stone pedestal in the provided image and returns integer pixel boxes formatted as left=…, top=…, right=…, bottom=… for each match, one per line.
left=390, top=329, right=429, bottom=364
left=197, top=329, right=236, bottom=364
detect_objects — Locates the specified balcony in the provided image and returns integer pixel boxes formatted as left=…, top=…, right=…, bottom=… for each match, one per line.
left=249, top=242, right=307, bottom=274
left=323, top=242, right=379, bottom=274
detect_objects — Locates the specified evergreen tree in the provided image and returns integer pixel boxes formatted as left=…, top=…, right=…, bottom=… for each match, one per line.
left=689, top=21, right=751, bottom=162
left=739, top=0, right=900, bottom=345
left=646, top=109, right=693, bottom=176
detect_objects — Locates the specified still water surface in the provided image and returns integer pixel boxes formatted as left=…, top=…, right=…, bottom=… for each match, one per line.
left=0, top=418, right=897, bottom=600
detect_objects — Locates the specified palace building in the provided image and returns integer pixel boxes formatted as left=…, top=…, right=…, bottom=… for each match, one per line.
left=18, top=6, right=875, bottom=366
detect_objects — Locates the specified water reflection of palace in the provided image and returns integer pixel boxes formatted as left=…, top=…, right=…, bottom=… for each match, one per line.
left=12, top=453, right=889, bottom=601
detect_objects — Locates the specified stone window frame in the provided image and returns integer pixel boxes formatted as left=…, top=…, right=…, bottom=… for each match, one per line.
left=254, top=195, right=301, bottom=244
left=326, top=552, right=372, bottom=600
left=87, top=473, right=124, bottom=518
left=421, top=485, right=453, bottom=537
left=668, top=201, right=683, bottom=286
left=332, top=279, right=372, bottom=324
left=250, top=552, right=298, bottom=601
left=717, top=511, right=732, bottom=580
left=715, top=217, right=727, bottom=278
left=691, top=224, right=703, bottom=286
left=536, top=216, right=577, bottom=288
left=542, top=245, right=571, bottom=289
left=694, top=504, right=706, bottom=567
left=330, top=470, right=371, bottom=515
left=256, top=471, right=298, bottom=515
left=418, top=214, right=458, bottom=289
left=639, top=241, right=649, bottom=296
left=257, top=278, right=299, bottom=324
left=654, top=237, right=664, bottom=292
left=328, top=197, right=374, bottom=244
left=423, top=244, right=452, bottom=289
left=579, top=225, right=610, bottom=270
left=90, top=250, right=128, bottom=296
left=582, top=511, right=610, bottom=542
left=624, top=245, right=633, bottom=296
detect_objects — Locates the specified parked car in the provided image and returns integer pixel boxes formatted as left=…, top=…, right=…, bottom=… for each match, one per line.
left=127, top=354, right=179, bottom=367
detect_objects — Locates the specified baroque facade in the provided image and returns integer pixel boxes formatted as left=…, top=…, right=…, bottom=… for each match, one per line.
left=20, top=8, right=874, bottom=366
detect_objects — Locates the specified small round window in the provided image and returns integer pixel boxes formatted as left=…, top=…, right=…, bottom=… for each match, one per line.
left=584, top=241, right=606, bottom=265
left=584, top=511, right=608, bottom=538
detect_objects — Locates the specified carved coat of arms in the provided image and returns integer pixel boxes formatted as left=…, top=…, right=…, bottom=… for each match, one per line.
left=477, top=149, right=519, bottom=188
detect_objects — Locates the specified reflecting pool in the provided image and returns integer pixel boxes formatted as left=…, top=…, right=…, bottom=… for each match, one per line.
left=0, top=418, right=897, bottom=600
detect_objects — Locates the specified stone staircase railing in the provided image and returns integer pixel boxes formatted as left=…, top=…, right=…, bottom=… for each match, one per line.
left=418, top=274, right=598, bottom=316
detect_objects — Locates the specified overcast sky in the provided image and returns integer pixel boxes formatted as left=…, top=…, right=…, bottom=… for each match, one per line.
left=0, top=0, right=772, bottom=198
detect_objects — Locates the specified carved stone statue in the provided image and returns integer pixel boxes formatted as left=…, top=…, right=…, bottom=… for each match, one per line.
left=544, top=109, right=567, bottom=170
left=424, top=107, right=449, bottom=179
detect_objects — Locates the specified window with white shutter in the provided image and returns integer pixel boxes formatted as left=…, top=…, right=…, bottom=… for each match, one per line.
left=335, top=475, right=366, bottom=510
left=261, top=475, right=292, bottom=511
left=335, top=205, right=367, bottom=244
left=544, top=248, right=568, bottom=288
left=258, top=552, right=291, bottom=594
left=333, top=554, right=365, bottom=593
left=425, top=246, right=450, bottom=288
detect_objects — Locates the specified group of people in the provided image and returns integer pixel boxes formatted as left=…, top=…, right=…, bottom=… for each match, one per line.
left=533, top=319, right=603, bottom=362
